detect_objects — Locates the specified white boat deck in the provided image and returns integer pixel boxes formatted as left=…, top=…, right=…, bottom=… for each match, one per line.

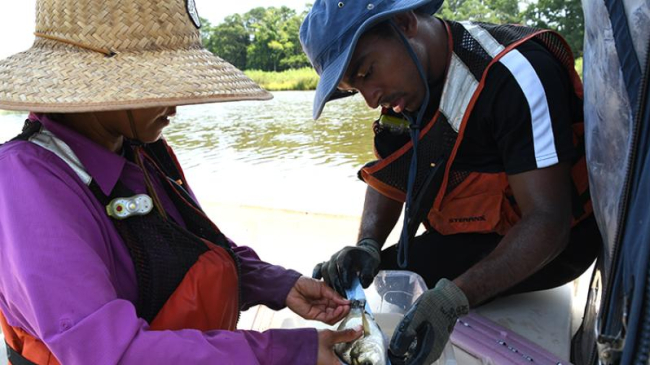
left=245, top=277, right=589, bottom=364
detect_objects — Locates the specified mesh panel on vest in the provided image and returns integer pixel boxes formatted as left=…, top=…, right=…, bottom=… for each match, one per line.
left=162, top=178, right=231, bottom=248
left=481, top=23, right=575, bottom=71
left=371, top=115, right=457, bottom=194
left=140, top=147, right=241, bottom=321
left=479, top=23, right=541, bottom=46
left=532, top=33, right=576, bottom=73
left=142, top=145, right=231, bottom=249
left=92, top=181, right=211, bottom=324
left=448, top=22, right=492, bottom=80
left=446, top=170, right=471, bottom=194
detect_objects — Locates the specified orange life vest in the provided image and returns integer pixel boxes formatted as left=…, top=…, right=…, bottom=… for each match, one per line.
left=1, top=124, right=239, bottom=364
left=360, top=21, right=592, bottom=236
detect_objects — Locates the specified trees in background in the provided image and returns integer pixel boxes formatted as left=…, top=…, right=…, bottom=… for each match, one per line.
left=522, top=0, right=584, bottom=57
left=439, top=0, right=523, bottom=24
left=203, top=0, right=583, bottom=72
left=203, top=6, right=310, bottom=72
left=203, top=15, right=249, bottom=70
left=440, top=0, right=584, bottom=57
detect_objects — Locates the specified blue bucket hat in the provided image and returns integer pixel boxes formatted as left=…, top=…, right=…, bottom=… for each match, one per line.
left=300, top=0, right=443, bottom=119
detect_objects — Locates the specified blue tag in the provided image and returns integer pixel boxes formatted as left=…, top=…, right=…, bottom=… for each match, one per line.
left=345, top=277, right=372, bottom=315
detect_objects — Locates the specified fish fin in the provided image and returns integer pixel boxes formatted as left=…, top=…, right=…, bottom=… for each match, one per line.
left=362, top=312, right=371, bottom=337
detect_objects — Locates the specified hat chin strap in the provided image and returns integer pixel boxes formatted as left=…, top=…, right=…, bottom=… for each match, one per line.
left=388, top=19, right=431, bottom=269
left=127, top=110, right=141, bottom=143
left=126, top=110, right=168, bottom=220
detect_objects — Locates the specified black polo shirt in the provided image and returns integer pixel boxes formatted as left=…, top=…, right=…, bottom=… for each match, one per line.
left=453, top=39, right=582, bottom=174
left=373, top=39, right=582, bottom=176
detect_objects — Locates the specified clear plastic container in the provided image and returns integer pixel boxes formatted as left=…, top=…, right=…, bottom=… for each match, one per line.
left=247, top=270, right=456, bottom=365
left=365, top=270, right=457, bottom=365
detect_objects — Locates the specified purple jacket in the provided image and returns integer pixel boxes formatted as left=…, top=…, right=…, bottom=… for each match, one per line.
left=0, top=114, right=317, bottom=364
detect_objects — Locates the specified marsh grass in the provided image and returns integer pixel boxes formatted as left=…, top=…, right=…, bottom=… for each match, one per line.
left=245, top=67, right=319, bottom=91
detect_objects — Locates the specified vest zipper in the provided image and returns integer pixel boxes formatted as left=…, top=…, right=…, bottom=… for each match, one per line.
left=225, top=246, right=243, bottom=327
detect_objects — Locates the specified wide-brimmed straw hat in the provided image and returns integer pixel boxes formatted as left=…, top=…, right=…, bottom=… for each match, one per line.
left=0, top=0, right=271, bottom=113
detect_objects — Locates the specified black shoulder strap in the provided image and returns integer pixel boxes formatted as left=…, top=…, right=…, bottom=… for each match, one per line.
left=142, top=140, right=203, bottom=212
left=143, top=140, right=185, bottom=185
left=3, top=120, right=41, bottom=145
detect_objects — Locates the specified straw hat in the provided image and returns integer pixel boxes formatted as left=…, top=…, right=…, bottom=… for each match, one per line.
left=0, top=0, right=271, bottom=112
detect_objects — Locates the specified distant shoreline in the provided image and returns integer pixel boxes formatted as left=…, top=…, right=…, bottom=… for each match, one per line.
left=245, top=67, right=318, bottom=91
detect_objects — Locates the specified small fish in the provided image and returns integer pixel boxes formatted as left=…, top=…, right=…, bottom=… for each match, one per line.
left=335, top=300, right=388, bottom=365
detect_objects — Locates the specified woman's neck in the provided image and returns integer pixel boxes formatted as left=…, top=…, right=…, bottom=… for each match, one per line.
left=55, top=112, right=124, bottom=153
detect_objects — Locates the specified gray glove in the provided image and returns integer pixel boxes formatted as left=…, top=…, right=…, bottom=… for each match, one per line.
left=312, top=238, right=381, bottom=297
left=389, top=279, right=469, bottom=365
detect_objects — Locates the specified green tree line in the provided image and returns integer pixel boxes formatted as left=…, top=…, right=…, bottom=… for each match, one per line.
left=201, top=6, right=311, bottom=72
left=202, top=0, right=584, bottom=73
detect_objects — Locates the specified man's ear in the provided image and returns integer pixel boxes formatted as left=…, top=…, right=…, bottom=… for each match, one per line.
left=392, top=11, right=418, bottom=38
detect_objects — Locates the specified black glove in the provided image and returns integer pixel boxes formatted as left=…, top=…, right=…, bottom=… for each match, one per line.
left=389, top=279, right=469, bottom=365
left=312, top=238, right=381, bottom=296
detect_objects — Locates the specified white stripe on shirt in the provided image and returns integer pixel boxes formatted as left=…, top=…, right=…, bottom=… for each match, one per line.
left=499, top=50, right=559, bottom=168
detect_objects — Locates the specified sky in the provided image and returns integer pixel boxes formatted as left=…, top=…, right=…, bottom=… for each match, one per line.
left=0, top=0, right=310, bottom=60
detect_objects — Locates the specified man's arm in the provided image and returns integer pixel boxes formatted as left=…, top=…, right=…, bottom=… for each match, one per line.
left=357, top=186, right=404, bottom=245
left=453, top=161, right=573, bottom=306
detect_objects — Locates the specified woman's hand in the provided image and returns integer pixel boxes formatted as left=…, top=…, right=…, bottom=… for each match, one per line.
left=286, top=276, right=351, bottom=325
left=317, top=327, right=363, bottom=365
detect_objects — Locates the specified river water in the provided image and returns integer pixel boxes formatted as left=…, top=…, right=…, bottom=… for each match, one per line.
left=0, top=91, right=379, bottom=216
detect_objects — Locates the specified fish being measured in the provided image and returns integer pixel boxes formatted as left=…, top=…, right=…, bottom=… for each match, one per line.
left=335, top=299, right=388, bottom=365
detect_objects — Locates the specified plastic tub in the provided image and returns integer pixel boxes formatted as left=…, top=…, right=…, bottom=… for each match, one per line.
left=364, top=270, right=456, bottom=365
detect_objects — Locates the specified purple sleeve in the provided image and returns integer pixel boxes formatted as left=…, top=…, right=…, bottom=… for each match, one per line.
left=229, top=242, right=302, bottom=311
left=0, top=145, right=317, bottom=365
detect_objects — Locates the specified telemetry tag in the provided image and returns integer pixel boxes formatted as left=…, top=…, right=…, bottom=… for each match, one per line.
left=346, top=277, right=373, bottom=315
left=106, top=194, right=154, bottom=220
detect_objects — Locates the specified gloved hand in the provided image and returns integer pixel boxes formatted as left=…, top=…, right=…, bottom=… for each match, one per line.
left=389, top=279, right=469, bottom=365
left=312, top=238, right=381, bottom=296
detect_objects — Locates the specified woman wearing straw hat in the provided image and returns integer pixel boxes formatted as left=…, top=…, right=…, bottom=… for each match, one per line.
left=0, top=0, right=362, bottom=364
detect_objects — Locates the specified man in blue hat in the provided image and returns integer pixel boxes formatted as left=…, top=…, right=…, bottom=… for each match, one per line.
left=301, top=0, right=600, bottom=363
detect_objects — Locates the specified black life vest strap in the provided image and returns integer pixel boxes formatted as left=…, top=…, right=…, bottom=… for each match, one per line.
left=143, top=141, right=185, bottom=185
left=9, top=121, right=42, bottom=143
left=5, top=342, right=38, bottom=365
